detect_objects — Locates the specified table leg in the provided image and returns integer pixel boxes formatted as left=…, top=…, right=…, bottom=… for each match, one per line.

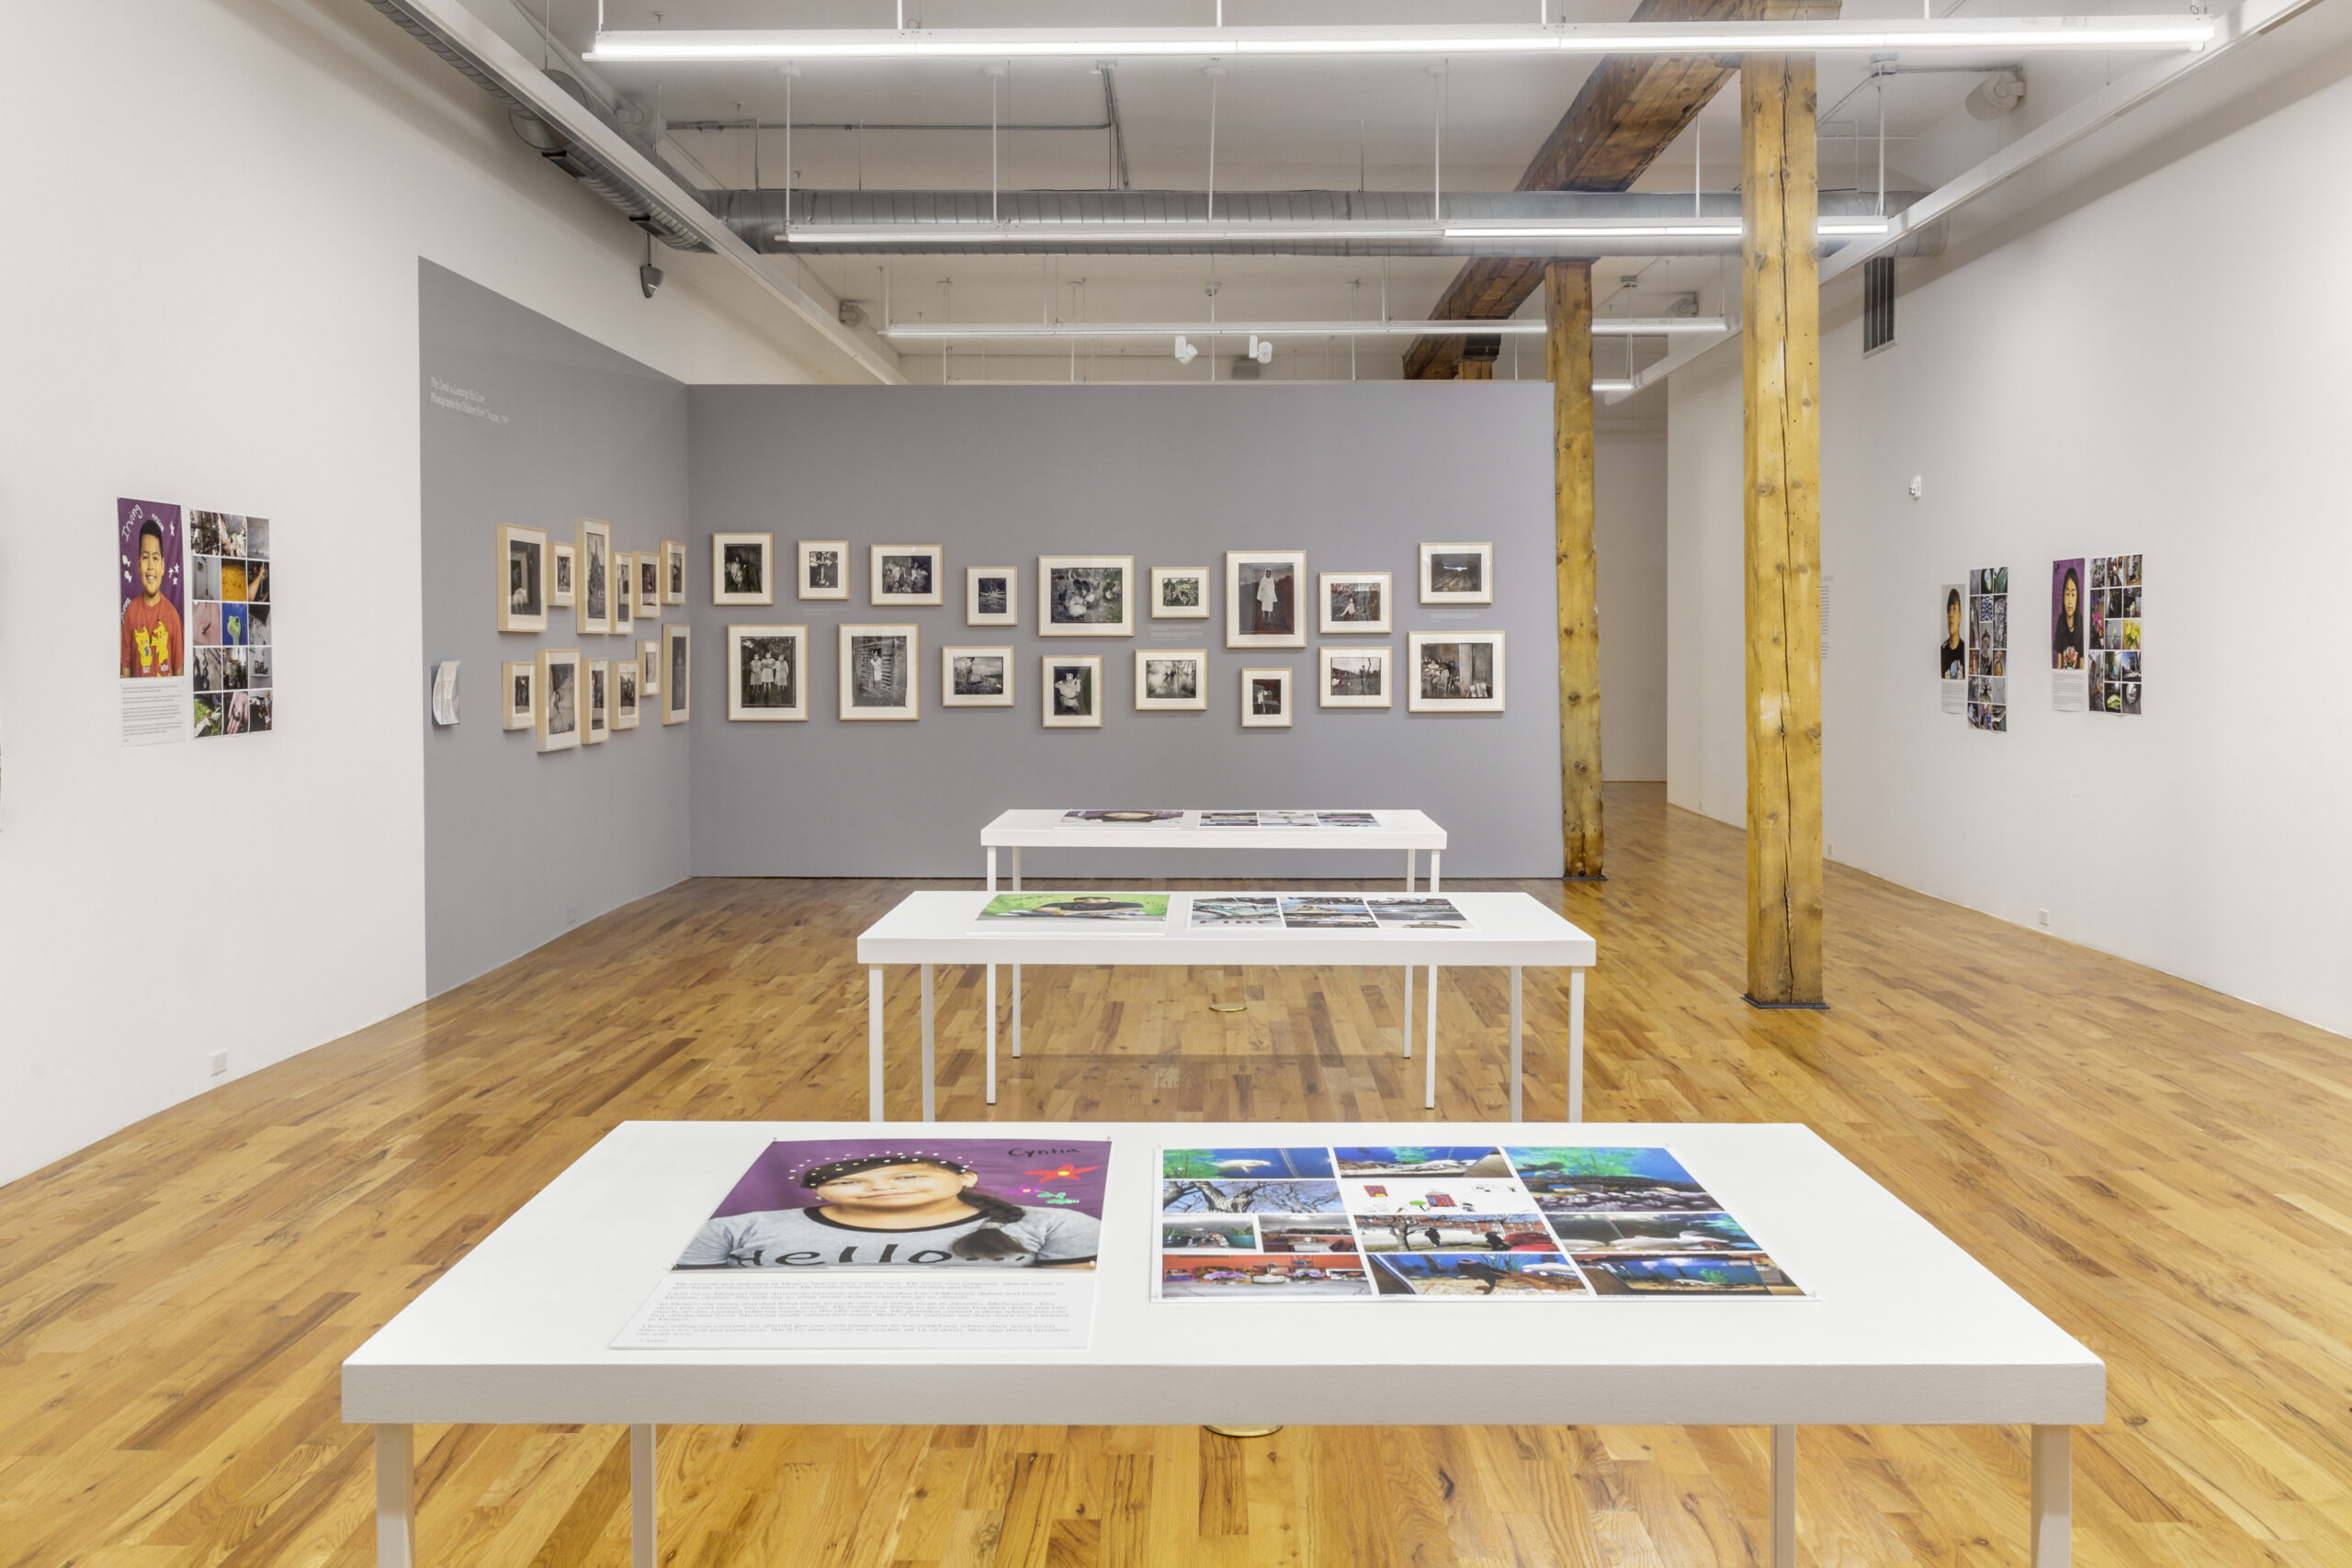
left=630, top=1424, right=657, bottom=1568
left=1404, top=849, right=1415, bottom=893
left=867, top=967, right=885, bottom=1120
left=1012, top=964, right=1023, bottom=1056
left=1430, top=851, right=1442, bottom=893
left=986, top=846, right=997, bottom=892
left=986, top=964, right=999, bottom=1105
left=1011, top=847, right=1022, bottom=891
left=1510, top=965, right=1523, bottom=1122
left=1568, top=966, right=1587, bottom=1123
left=375, top=1424, right=414, bottom=1568
left=1772, top=1425, right=1796, bottom=1568
left=1423, top=965, right=1439, bottom=1110
left=921, top=963, right=936, bottom=1123
left=2032, top=1426, right=2072, bottom=1567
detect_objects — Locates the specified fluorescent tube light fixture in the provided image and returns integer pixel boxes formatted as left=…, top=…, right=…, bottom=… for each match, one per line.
left=882, top=318, right=1730, bottom=340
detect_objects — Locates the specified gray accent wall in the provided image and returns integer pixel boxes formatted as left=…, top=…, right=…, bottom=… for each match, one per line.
left=685, top=385, right=1562, bottom=879
left=421, top=262, right=693, bottom=994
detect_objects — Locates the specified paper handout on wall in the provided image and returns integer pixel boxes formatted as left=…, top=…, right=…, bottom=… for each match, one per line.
left=119, top=498, right=277, bottom=745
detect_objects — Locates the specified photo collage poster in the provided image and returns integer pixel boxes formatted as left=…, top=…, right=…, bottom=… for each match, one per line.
left=117, top=499, right=188, bottom=745
left=1937, top=581, right=1965, bottom=715
left=2049, top=558, right=2087, bottom=713
left=118, top=497, right=276, bottom=746
left=1966, top=567, right=2008, bottom=731
left=1157, top=1145, right=1803, bottom=1300
left=2084, top=555, right=2144, bottom=716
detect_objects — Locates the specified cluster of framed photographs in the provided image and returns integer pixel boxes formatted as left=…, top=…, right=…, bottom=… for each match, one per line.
left=507, top=626, right=690, bottom=753
left=498, top=520, right=688, bottom=752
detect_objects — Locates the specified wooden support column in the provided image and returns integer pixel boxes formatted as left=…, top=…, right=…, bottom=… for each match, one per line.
left=1546, top=261, right=1603, bottom=878
left=1740, top=52, right=1825, bottom=1006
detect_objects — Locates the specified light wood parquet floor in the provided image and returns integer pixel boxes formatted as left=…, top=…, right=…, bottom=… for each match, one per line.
left=4, top=783, right=2349, bottom=1567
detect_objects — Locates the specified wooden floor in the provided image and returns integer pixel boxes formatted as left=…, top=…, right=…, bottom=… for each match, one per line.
left=4, top=783, right=2348, bottom=1567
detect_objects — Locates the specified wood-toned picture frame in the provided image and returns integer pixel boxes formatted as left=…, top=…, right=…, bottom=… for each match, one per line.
left=871, top=545, right=945, bottom=607
left=1408, top=630, right=1506, bottom=712
left=637, top=552, right=662, bottom=618
left=840, top=624, right=920, bottom=719
left=1039, top=555, right=1135, bottom=637
left=799, top=539, right=848, bottom=601
left=497, top=524, right=547, bottom=633
left=1317, top=570, right=1392, bottom=634
left=728, top=624, right=809, bottom=721
left=613, top=551, right=635, bottom=637
left=614, top=656, right=641, bottom=730
left=502, top=660, right=536, bottom=730
left=548, top=543, right=576, bottom=608
left=661, top=539, right=687, bottom=605
left=1226, top=550, right=1306, bottom=649
left=662, top=623, right=692, bottom=724
left=1318, top=645, right=1392, bottom=708
left=638, top=637, right=661, bottom=696
left=1042, top=655, right=1103, bottom=728
left=1419, top=542, right=1494, bottom=605
left=577, top=519, right=613, bottom=635
left=583, top=659, right=610, bottom=744
left=942, top=645, right=1015, bottom=707
left=1151, top=566, right=1210, bottom=619
left=1241, top=667, right=1295, bottom=728
left=1134, top=649, right=1208, bottom=712
left=966, top=567, right=1017, bottom=626
left=713, top=532, right=775, bottom=606
left=536, top=648, right=581, bottom=752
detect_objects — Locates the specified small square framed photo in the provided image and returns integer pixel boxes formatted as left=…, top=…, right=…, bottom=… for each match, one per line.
left=1408, top=630, right=1506, bottom=712
left=662, top=623, right=692, bottom=724
left=1318, top=570, right=1391, bottom=634
left=637, top=552, right=662, bottom=616
left=1227, top=551, right=1306, bottom=648
left=1319, top=646, right=1392, bottom=708
left=537, top=649, right=582, bottom=752
left=967, top=567, right=1017, bottom=626
left=613, top=552, right=635, bottom=636
left=1151, top=567, right=1210, bottom=619
left=713, top=533, right=775, bottom=605
left=1134, top=649, right=1207, bottom=712
left=1241, top=667, right=1295, bottom=728
left=943, top=645, right=1015, bottom=707
left=729, top=624, right=808, bottom=721
left=840, top=624, right=919, bottom=719
left=548, top=543, right=576, bottom=608
left=578, top=519, right=614, bottom=634
left=1419, top=542, right=1493, bottom=605
left=638, top=637, right=662, bottom=696
left=497, top=524, right=548, bottom=633
left=1043, top=656, right=1103, bottom=727
left=799, top=539, right=847, bottom=600
left=502, top=660, right=536, bottom=730
left=871, top=545, right=944, bottom=607
left=661, top=539, right=687, bottom=605
left=1040, top=556, right=1135, bottom=637
left=583, top=659, right=610, bottom=744
left=615, top=657, right=641, bottom=730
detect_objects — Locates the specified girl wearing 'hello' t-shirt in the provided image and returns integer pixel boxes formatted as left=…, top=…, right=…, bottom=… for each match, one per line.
left=677, top=1154, right=1099, bottom=1269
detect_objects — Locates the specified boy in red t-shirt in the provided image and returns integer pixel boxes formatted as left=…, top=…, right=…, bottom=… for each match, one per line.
left=120, top=519, right=184, bottom=677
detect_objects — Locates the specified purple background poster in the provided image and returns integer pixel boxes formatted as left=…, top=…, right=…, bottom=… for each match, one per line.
left=2051, top=558, right=2086, bottom=671
left=117, top=498, right=185, bottom=674
left=710, top=1136, right=1112, bottom=1220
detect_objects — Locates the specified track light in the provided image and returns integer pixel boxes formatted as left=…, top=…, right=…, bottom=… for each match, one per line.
left=1247, top=335, right=1273, bottom=365
left=1174, top=335, right=1199, bottom=365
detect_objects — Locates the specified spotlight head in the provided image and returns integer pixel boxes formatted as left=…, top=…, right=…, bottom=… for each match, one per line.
left=1174, top=334, right=1198, bottom=365
left=1249, top=335, right=1273, bottom=365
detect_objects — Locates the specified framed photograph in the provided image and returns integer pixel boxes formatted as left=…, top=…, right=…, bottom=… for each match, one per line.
left=613, top=551, right=635, bottom=636
left=1319, top=645, right=1392, bottom=708
left=840, top=624, right=919, bottom=719
left=536, top=649, right=581, bottom=752
left=1151, top=567, right=1210, bottom=619
left=799, top=539, right=847, bottom=601
left=549, top=543, right=576, bottom=608
left=662, top=623, right=692, bottom=724
left=967, top=567, right=1017, bottom=626
left=1318, top=570, right=1392, bottom=634
left=1408, top=630, right=1506, bottom=712
left=639, top=637, right=661, bottom=696
left=1241, top=667, right=1295, bottom=728
left=502, top=660, right=536, bottom=730
left=1134, top=649, right=1208, bottom=712
left=1042, top=655, right=1103, bottom=728
left=1226, top=551, right=1306, bottom=648
left=729, top=624, right=808, bottom=721
left=578, top=519, right=613, bottom=634
left=637, top=552, right=662, bottom=616
left=615, top=657, right=641, bottom=730
left=943, top=645, right=1015, bottom=707
left=497, top=524, right=547, bottom=633
left=584, top=659, right=610, bottom=744
left=661, top=539, right=687, bottom=605
left=871, top=545, right=944, bottom=607
left=713, top=532, right=775, bottom=606
left=1039, top=555, right=1136, bottom=637
left=1419, top=542, right=1494, bottom=605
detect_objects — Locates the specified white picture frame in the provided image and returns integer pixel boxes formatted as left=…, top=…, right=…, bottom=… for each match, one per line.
left=661, top=539, right=687, bottom=605
left=1039, top=555, right=1136, bottom=637
left=840, top=624, right=920, bottom=719
left=614, top=656, right=641, bottom=730
left=871, top=545, right=945, bottom=607
left=536, top=649, right=581, bottom=752
left=729, top=624, right=809, bottom=721
left=1317, top=570, right=1392, bottom=634
left=1151, top=567, right=1210, bottom=619
left=662, top=623, right=691, bottom=724
left=1408, top=630, right=1506, bottom=712
left=583, top=658, right=610, bottom=744
left=612, top=551, right=635, bottom=636
left=798, top=539, right=848, bottom=601
left=577, top=519, right=613, bottom=635
left=636, top=552, right=662, bottom=618
left=1226, top=550, right=1306, bottom=649
left=502, top=660, right=536, bottom=730
left=1318, top=645, right=1392, bottom=708
left=1419, top=542, right=1494, bottom=605
left=713, top=533, right=775, bottom=606
left=966, top=567, right=1018, bottom=626
left=1134, top=649, right=1208, bottom=712
left=548, top=543, right=576, bottom=609
left=638, top=637, right=661, bottom=696
left=1241, top=667, right=1295, bottom=728
left=943, top=645, right=1015, bottom=707
left=497, top=524, right=548, bottom=634
left=1042, top=655, right=1103, bottom=727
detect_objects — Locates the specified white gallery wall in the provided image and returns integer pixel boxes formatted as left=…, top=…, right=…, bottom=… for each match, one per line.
left=0, top=0, right=842, bottom=1187
left=1667, top=68, right=2352, bottom=1037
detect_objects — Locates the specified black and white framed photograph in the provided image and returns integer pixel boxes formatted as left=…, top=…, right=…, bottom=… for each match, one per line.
left=729, top=624, right=808, bottom=721
left=1318, top=570, right=1392, bottom=634
left=1134, top=649, right=1208, bottom=712
left=612, top=550, right=634, bottom=637
left=840, top=624, right=919, bottom=719
left=966, top=566, right=1017, bottom=626
left=1151, top=566, right=1210, bottom=619
left=943, top=645, right=1014, bottom=707
left=503, top=660, right=535, bottom=731
left=798, top=539, right=847, bottom=601
left=637, top=553, right=661, bottom=616
left=583, top=658, right=610, bottom=744
left=537, top=648, right=581, bottom=752
left=578, top=518, right=613, bottom=635
left=662, top=538, right=686, bottom=605
left=871, top=545, right=944, bottom=607
left=1408, top=630, right=1506, bottom=712
left=1419, top=542, right=1494, bottom=605
left=638, top=637, right=661, bottom=696
left=615, top=658, right=640, bottom=730
left=1226, top=550, right=1306, bottom=649
left=1039, top=555, right=1135, bottom=637
left=1241, top=666, right=1295, bottom=728
left=713, top=532, right=775, bottom=606
left=662, top=623, right=692, bottom=724
left=1319, top=645, right=1392, bottom=708
left=1043, top=655, right=1103, bottom=728
left=497, top=524, right=547, bottom=633
left=549, top=543, right=575, bottom=608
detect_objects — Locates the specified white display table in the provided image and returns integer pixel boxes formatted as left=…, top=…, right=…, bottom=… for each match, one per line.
left=345, top=1119, right=2103, bottom=1568
left=855, top=891, right=1597, bottom=1120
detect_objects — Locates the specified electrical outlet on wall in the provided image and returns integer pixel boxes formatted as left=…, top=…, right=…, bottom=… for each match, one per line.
left=209, top=1050, right=228, bottom=1077
left=565, top=898, right=583, bottom=928
left=2038, top=908, right=2051, bottom=928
